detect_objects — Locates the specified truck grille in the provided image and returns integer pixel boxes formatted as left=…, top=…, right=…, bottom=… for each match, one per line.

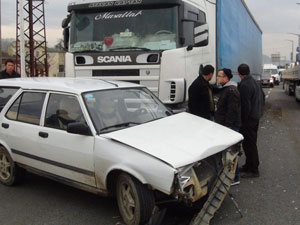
left=92, top=70, right=139, bottom=77
left=170, top=82, right=176, bottom=101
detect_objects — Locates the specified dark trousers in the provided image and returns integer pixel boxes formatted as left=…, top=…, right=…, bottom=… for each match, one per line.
left=240, top=118, right=260, bottom=173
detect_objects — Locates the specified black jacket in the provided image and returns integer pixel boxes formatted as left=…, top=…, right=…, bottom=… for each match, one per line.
left=0, top=70, right=21, bottom=79
left=215, top=81, right=241, bottom=129
left=188, top=75, right=212, bottom=120
left=238, top=75, right=265, bottom=122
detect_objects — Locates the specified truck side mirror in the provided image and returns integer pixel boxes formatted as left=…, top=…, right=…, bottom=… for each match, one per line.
left=63, top=28, right=69, bottom=51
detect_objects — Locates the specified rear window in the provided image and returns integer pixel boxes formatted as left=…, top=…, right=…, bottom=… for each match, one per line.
left=6, top=92, right=46, bottom=125
left=0, top=87, right=19, bottom=112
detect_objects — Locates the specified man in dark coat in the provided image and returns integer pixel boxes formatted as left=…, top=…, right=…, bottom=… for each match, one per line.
left=188, top=65, right=215, bottom=120
left=215, top=68, right=241, bottom=185
left=238, top=64, right=264, bottom=178
left=0, top=59, right=21, bottom=79
left=215, top=68, right=241, bottom=130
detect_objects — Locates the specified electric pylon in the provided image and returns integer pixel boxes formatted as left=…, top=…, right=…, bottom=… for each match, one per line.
left=16, top=0, right=48, bottom=77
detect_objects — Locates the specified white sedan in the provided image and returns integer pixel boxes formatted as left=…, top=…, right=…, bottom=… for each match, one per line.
left=0, top=78, right=243, bottom=225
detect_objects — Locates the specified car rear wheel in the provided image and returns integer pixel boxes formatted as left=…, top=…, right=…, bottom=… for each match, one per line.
left=0, top=146, right=20, bottom=186
left=116, top=173, right=155, bottom=225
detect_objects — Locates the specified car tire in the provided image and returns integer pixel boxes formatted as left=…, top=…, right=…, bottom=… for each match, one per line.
left=116, top=173, right=155, bottom=225
left=0, top=146, right=22, bottom=186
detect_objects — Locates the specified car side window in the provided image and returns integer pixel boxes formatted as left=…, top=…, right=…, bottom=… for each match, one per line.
left=6, top=92, right=46, bottom=125
left=45, top=94, right=86, bottom=130
left=0, top=87, right=19, bottom=112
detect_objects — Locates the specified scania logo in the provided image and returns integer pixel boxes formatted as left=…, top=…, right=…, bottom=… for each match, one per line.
left=97, top=56, right=132, bottom=63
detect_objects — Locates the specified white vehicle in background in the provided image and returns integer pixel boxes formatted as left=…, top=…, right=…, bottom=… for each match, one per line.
left=263, top=64, right=280, bottom=85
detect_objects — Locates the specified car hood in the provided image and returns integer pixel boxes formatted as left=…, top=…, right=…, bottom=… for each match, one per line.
left=102, top=112, right=244, bottom=168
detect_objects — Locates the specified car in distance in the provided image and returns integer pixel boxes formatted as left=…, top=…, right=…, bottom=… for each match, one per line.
left=263, top=64, right=280, bottom=85
left=0, top=78, right=243, bottom=225
left=261, top=72, right=274, bottom=88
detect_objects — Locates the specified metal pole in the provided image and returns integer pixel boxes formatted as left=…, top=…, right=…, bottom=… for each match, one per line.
left=285, top=40, right=294, bottom=63
left=19, top=0, right=26, bottom=77
left=28, top=0, right=35, bottom=77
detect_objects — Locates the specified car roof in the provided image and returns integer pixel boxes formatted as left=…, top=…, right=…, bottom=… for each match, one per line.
left=0, top=77, right=143, bottom=94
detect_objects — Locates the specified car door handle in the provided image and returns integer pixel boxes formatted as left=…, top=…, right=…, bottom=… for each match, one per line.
left=2, top=123, right=9, bottom=129
left=39, top=132, right=49, bottom=138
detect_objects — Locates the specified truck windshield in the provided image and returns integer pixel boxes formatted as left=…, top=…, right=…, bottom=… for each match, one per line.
left=83, top=88, right=171, bottom=134
left=263, top=69, right=278, bottom=75
left=70, top=7, right=179, bottom=53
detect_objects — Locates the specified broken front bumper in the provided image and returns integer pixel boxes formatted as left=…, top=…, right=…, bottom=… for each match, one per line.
left=174, top=144, right=240, bottom=205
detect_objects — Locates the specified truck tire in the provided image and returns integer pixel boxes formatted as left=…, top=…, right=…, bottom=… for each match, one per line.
left=0, top=146, right=22, bottom=186
left=116, top=173, right=155, bottom=225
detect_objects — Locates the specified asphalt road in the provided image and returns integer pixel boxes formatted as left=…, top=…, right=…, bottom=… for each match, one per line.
left=1, top=84, right=300, bottom=225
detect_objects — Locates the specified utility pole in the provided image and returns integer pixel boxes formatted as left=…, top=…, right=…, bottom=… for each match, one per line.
left=16, top=0, right=48, bottom=77
left=285, top=39, right=294, bottom=63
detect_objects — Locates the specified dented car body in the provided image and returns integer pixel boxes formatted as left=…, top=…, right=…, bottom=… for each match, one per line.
left=0, top=78, right=243, bottom=225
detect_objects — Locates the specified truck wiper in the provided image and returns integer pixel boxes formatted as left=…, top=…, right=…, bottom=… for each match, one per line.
left=109, top=47, right=151, bottom=51
left=100, top=122, right=141, bottom=133
left=74, top=50, right=103, bottom=53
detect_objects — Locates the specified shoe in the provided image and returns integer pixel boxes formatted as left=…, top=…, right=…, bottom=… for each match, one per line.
left=239, top=166, right=250, bottom=173
left=240, top=171, right=260, bottom=178
left=231, top=180, right=240, bottom=186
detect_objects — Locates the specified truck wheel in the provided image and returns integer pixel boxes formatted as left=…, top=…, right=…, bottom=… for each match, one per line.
left=116, top=173, right=155, bottom=225
left=0, top=146, right=20, bottom=186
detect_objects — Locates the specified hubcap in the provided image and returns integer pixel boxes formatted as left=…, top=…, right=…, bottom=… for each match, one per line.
left=0, top=153, right=11, bottom=181
left=121, top=182, right=136, bottom=220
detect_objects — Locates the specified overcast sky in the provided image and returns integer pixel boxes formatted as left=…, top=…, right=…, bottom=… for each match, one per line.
left=1, top=0, right=300, bottom=61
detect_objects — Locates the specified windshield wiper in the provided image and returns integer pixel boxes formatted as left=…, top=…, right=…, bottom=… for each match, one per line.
left=74, top=50, right=103, bottom=53
left=109, top=47, right=151, bottom=51
left=100, top=122, right=141, bottom=133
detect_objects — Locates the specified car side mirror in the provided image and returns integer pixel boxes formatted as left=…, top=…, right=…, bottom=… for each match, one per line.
left=67, top=122, right=92, bottom=136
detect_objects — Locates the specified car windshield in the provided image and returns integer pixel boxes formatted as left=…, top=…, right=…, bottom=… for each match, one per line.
left=83, top=88, right=171, bottom=133
left=264, top=69, right=278, bottom=75
left=69, top=7, right=179, bottom=52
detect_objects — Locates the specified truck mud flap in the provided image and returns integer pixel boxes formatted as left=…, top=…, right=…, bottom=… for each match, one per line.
left=189, top=159, right=237, bottom=225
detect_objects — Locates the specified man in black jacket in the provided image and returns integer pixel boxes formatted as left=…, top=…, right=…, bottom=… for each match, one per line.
left=0, top=59, right=21, bottom=79
left=188, top=65, right=215, bottom=120
left=215, top=68, right=241, bottom=130
left=215, top=68, right=241, bottom=185
left=238, top=64, right=264, bottom=178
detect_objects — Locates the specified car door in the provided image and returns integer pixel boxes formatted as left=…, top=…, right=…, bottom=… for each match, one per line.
left=1, top=91, right=47, bottom=167
left=39, top=92, right=96, bottom=187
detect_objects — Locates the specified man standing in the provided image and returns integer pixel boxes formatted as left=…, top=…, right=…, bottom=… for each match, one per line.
left=215, top=68, right=241, bottom=185
left=215, top=68, right=241, bottom=130
left=188, top=65, right=215, bottom=120
left=0, top=59, right=21, bottom=79
left=238, top=64, right=264, bottom=178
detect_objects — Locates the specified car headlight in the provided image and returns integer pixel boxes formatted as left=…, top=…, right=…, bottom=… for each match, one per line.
left=176, top=163, right=196, bottom=191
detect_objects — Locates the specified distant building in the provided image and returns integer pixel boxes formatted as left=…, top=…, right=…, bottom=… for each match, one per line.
left=48, top=49, right=65, bottom=77
left=6, top=41, right=65, bottom=77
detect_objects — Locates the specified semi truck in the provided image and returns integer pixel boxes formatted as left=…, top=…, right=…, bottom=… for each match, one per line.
left=282, top=65, right=300, bottom=101
left=62, top=0, right=262, bottom=109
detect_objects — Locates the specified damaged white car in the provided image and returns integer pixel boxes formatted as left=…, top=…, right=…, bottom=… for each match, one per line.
left=0, top=78, right=243, bottom=225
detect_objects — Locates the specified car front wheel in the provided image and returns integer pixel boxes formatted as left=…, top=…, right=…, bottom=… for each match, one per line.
left=116, top=173, right=155, bottom=225
left=0, top=146, right=20, bottom=186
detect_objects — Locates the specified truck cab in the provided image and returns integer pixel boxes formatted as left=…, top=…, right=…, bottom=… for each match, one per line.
left=62, top=0, right=212, bottom=110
